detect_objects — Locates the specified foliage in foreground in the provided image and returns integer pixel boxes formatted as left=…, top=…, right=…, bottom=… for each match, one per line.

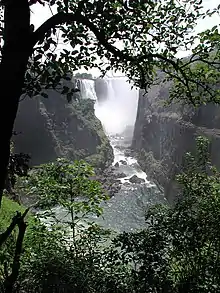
left=1, top=137, right=220, bottom=292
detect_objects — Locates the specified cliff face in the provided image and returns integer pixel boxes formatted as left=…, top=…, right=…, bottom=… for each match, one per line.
left=132, top=81, right=220, bottom=203
left=94, top=78, right=109, bottom=103
left=13, top=86, right=113, bottom=169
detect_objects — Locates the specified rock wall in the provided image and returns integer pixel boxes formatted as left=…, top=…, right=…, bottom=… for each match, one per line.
left=132, top=80, right=220, bottom=203
left=13, top=86, right=113, bottom=169
left=94, top=78, right=109, bottom=103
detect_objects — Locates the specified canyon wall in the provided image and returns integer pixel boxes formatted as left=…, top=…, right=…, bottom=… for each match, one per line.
left=132, top=80, right=220, bottom=203
left=13, top=82, right=113, bottom=169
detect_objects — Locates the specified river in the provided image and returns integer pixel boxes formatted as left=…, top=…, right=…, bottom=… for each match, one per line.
left=40, top=78, right=165, bottom=233
left=86, top=78, right=164, bottom=232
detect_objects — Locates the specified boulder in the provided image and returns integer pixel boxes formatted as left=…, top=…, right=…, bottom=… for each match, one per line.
left=123, top=182, right=131, bottom=187
left=95, top=166, right=122, bottom=197
left=116, top=172, right=127, bottom=178
left=124, top=149, right=133, bottom=157
left=128, top=175, right=145, bottom=184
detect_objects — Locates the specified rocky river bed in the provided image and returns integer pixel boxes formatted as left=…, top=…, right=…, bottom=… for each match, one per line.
left=87, top=134, right=166, bottom=232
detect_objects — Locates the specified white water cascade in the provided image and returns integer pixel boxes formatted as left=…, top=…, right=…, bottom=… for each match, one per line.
left=80, top=79, right=97, bottom=101
left=78, top=78, right=165, bottom=232
left=94, top=79, right=138, bottom=134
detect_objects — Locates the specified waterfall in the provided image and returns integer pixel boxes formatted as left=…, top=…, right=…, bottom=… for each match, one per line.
left=78, top=77, right=138, bottom=135
left=94, top=79, right=138, bottom=135
left=79, top=79, right=97, bottom=101
left=77, top=78, right=165, bottom=232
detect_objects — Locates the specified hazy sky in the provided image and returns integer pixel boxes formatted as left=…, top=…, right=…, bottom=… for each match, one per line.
left=31, top=0, right=220, bottom=29
left=31, top=0, right=220, bottom=76
left=197, top=0, right=220, bottom=32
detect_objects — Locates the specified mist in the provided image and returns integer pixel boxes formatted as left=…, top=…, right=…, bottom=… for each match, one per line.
left=94, top=78, right=139, bottom=135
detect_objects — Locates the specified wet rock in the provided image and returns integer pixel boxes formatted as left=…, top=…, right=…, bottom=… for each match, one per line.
left=14, top=87, right=113, bottom=169
left=123, top=182, right=131, bottom=187
left=124, top=149, right=133, bottom=157
left=116, top=172, right=127, bottom=178
left=114, top=145, right=127, bottom=151
left=129, top=175, right=145, bottom=184
left=130, top=162, right=140, bottom=169
left=119, top=160, right=127, bottom=165
left=95, top=166, right=122, bottom=197
left=114, top=162, right=119, bottom=168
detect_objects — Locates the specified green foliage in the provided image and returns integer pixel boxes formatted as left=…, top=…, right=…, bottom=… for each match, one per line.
left=0, top=197, right=25, bottom=232
left=3, top=137, right=220, bottom=292
left=21, top=159, right=108, bottom=240
left=0, top=197, right=34, bottom=290
left=5, top=141, right=30, bottom=195
left=0, top=197, right=24, bottom=287
left=114, top=136, right=220, bottom=292
left=8, top=0, right=218, bottom=105
left=74, top=72, right=93, bottom=79
left=2, top=1, right=220, bottom=291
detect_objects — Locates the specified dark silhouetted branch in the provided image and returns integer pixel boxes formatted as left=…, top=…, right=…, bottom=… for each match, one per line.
left=0, top=208, right=29, bottom=247
left=3, top=211, right=28, bottom=293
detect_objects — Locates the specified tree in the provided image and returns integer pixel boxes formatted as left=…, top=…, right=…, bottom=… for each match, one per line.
left=74, top=72, right=93, bottom=79
left=0, top=0, right=219, bottom=204
left=111, top=136, right=220, bottom=293
left=21, top=158, right=108, bottom=242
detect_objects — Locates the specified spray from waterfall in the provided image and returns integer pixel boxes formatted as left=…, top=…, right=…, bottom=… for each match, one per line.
left=78, top=78, right=138, bottom=135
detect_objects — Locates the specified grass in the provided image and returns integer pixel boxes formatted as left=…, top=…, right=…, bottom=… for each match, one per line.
left=0, top=196, right=26, bottom=232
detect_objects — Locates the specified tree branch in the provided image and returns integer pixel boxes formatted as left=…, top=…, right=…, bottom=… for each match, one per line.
left=31, top=10, right=217, bottom=102
left=31, top=11, right=132, bottom=62
left=31, top=11, right=193, bottom=77
left=3, top=213, right=27, bottom=293
left=0, top=208, right=29, bottom=247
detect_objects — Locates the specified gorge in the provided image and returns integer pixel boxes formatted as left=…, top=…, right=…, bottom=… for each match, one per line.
left=13, top=76, right=165, bottom=232
left=13, top=74, right=220, bottom=230
left=132, top=78, right=220, bottom=204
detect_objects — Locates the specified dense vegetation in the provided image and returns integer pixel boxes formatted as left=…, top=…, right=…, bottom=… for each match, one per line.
left=0, top=0, right=220, bottom=292
left=1, top=0, right=220, bottom=199
left=1, top=137, right=220, bottom=292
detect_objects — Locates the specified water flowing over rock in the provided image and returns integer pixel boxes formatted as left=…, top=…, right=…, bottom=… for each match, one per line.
left=45, top=77, right=166, bottom=232
left=129, top=175, right=145, bottom=184
left=94, top=78, right=139, bottom=135
left=132, top=76, right=220, bottom=203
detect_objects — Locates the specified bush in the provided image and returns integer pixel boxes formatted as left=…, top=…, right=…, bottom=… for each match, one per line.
left=2, top=138, right=220, bottom=292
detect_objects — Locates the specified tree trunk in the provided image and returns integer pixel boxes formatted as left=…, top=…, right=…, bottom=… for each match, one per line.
left=3, top=212, right=27, bottom=293
left=0, top=0, right=31, bottom=205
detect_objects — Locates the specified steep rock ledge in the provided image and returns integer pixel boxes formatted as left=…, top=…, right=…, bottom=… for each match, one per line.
left=132, top=81, right=220, bottom=203
left=13, top=87, right=113, bottom=170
